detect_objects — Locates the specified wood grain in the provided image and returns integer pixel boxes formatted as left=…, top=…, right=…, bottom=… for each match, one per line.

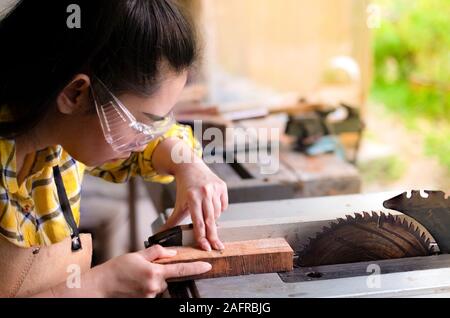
left=155, top=238, right=294, bottom=281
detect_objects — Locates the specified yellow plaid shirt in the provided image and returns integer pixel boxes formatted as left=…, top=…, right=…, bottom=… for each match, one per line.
left=0, top=122, right=200, bottom=248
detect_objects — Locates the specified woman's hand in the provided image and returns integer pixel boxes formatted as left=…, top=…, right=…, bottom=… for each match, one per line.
left=162, top=161, right=228, bottom=251
left=40, top=245, right=211, bottom=298
left=152, top=137, right=229, bottom=251
left=95, top=245, right=212, bottom=298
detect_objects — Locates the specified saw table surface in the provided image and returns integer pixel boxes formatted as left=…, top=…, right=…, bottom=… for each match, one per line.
left=176, top=190, right=404, bottom=227
left=170, top=191, right=450, bottom=298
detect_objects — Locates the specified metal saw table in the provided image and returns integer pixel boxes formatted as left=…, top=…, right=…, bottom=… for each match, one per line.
left=163, top=191, right=450, bottom=298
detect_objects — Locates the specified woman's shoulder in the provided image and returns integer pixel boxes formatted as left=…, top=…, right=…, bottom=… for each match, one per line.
left=0, top=138, right=15, bottom=169
left=0, top=104, right=14, bottom=122
left=35, top=144, right=85, bottom=174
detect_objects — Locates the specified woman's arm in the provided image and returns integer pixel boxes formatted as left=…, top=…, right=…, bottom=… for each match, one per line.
left=152, top=137, right=228, bottom=251
left=31, top=245, right=211, bottom=298
left=85, top=123, right=202, bottom=184
left=85, top=123, right=229, bottom=251
left=32, top=263, right=107, bottom=298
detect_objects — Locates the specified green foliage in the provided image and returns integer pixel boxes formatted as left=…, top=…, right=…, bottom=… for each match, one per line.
left=424, top=129, right=450, bottom=170
left=358, top=155, right=407, bottom=185
left=374, top=0, right=450, bottom=89
left=371, top=0, right=450, bottom=172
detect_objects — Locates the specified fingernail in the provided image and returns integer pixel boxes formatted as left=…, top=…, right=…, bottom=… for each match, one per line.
left=167, top=249, right=177, bottom=256
left=202, top=241, right=211, bottom=252
left=217, top=242, right=225, bottom=251
left=205, top=263, right=212, bottom=271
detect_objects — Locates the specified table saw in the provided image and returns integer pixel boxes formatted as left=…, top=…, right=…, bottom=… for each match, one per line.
left=152, top=191, right=450, bottom=298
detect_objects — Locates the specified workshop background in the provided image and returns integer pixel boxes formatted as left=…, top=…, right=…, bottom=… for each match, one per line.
left=0, top=0, right=448, bottom=265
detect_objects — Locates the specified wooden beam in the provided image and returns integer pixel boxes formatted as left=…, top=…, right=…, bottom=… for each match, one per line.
left=155, top=238, right=294, bottom=281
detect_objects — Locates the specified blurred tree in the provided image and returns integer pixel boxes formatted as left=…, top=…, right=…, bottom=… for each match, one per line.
left=373, top=0, right=450, bottom=120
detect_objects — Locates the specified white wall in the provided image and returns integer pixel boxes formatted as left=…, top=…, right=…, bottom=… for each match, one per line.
left=195, top=0, right=372, bottom=107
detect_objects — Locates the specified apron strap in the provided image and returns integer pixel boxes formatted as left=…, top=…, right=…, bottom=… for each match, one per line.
left=53, top=165, right=82, bottom=252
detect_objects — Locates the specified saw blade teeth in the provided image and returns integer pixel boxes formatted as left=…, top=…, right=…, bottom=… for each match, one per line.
left=297, top=210, right=433, bottom=266
left=371, top=211, right=380, bottom=221
left=305, top=238, right=315, bottom=248
left=404, top=220, right=413, bottom=231
left=354, top=213, right=363, bottom=220
left=387, top=214, right=395, bottom=223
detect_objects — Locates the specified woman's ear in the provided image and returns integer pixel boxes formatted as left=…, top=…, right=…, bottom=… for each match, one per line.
left=56, top=74, right=91, bottom=115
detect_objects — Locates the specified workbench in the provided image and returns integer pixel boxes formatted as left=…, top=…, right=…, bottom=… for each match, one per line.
left=143, top=113, right=361, bottom=215
left=161, top=192, right=450, bottom=298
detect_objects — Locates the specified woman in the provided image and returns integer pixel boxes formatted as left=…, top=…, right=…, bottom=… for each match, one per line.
left=0, top=0, right=228, bottom=297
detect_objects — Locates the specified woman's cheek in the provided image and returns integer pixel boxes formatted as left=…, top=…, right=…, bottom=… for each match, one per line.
left=77, top=119, right=116, bottom=165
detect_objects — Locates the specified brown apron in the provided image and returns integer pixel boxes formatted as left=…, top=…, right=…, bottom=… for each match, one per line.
left=0, top=233, right=92, bottom=298
left=0, top=165, right=93, bottom=297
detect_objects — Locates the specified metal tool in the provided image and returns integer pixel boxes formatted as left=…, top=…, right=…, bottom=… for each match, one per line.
left=285, top=103, right=364, bottom=163
left=297, top=211, right=433, bottom=267
left=383, top=190, right=450, bottom=253
left=145, top=224, right=194, bottom=249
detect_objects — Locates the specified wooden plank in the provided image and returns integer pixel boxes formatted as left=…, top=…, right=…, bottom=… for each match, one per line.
left=155, top=238, right=293, bottom=281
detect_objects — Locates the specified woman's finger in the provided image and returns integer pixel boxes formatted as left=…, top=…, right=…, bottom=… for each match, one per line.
left=157, top=279, right=168, bottom=295
left=161, top=202, right=186, bottom=232
left=220, top=188, right=229, bottom=211
left=139, top=244, right=177, bottom=262
left=189, top=194, right=211, bottom=251
left=162, top=261, right=212, bottom=279
left=144, top=272, right=168, bottom=297
left=203, top=197, right=224, bottom=250
left=212, top=192, right=222, bottom=220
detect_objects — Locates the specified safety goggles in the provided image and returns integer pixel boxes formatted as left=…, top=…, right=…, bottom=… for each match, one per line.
left=90, top=77, right=175, bottom=153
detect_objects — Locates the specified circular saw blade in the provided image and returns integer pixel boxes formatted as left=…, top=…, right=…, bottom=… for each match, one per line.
left=298, top=212, right=433, bottom=267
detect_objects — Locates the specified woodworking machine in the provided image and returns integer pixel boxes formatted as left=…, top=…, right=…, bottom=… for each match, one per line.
left=149, top=191, right=450, bottom=298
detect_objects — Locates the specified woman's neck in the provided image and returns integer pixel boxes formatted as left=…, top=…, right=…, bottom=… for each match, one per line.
left=15, top=134, right=39, bottom=186
left=15, top=123, right=57, bottom=186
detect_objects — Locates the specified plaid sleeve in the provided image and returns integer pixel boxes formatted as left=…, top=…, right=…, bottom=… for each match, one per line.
left=85, top=123, right=202, bottom=184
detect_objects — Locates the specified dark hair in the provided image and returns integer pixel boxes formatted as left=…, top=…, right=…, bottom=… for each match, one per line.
left=0, top=0, right=197, bottom=138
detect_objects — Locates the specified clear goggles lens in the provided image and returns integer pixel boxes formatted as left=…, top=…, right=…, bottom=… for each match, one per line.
left=90, top=77, right=175, bottom=153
